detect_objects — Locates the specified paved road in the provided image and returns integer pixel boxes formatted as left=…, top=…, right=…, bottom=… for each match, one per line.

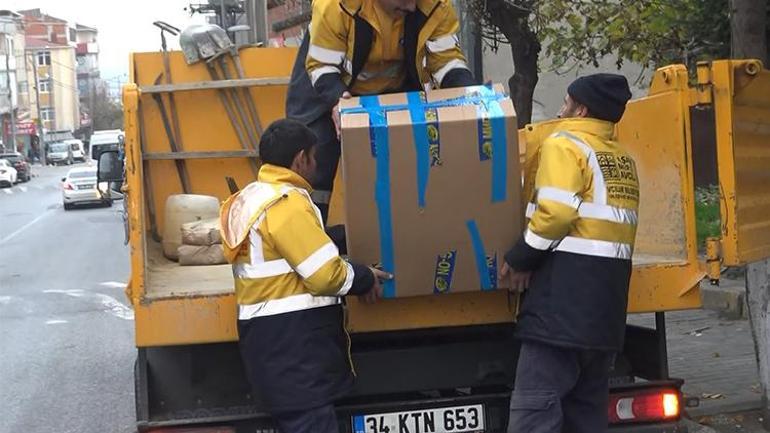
left=0, top=163, right=135, bottom=433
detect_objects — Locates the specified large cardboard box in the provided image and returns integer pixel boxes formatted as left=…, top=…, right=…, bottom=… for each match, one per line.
left=339, top=85, right=523, bottom=298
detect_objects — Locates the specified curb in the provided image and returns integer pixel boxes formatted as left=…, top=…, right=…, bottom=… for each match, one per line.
left=700, top=283, right=747, bottom=320
left=685, top=396, right=762, bottom=418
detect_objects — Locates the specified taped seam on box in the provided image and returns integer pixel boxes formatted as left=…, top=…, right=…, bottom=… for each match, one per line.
left=477, top=85, right=508, bottom=203
left=340, top=87, right=507, bottom=116
left=407, top=91, right=431, bottom=208
left=340, top=86, right=508, bottom=204
left=361, top=95, right=396, bottom=298
left=466, top=219, right=493, bottom=290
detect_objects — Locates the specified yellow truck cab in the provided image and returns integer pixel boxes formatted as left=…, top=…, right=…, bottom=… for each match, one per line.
left=96, top=50, right=770, bottom=433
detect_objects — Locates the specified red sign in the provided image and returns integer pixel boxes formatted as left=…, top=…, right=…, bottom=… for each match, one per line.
left=5, top=121, right=37, bottom=136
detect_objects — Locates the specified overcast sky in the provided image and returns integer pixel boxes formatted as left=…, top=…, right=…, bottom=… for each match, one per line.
left=3, top=0, right=208, bottom=89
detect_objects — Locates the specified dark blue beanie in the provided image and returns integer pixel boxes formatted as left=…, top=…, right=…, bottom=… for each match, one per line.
left=567, top=73, right=632, bottom=123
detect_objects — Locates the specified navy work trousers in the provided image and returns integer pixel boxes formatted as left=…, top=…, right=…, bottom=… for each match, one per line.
left=507, top=340, right=614, bottom=433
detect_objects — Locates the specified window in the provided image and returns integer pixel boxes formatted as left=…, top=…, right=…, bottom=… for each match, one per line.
left=37, top=51, right=51, bottom=66
left=39, top=79, right=51, bottom=93
left=18, top=81, right=27, bottom=94
left=41, top=108, right=55, bottom=122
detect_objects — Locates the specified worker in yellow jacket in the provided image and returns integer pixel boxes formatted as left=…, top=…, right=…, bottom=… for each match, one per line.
left=501, top=74, right=639, bottom=433
left=220, top=119, right=391, bottom=433
left=286, top=0, right=476, bottom=221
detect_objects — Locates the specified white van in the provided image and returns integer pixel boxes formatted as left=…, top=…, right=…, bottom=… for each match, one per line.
left=90, top=130, right=124, bottom=161
left=64, top=139, right=86, bottom=162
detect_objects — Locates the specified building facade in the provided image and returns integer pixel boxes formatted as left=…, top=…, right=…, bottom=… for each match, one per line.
left=20, top=9, right=80, bottom=140
left=266, top=0, right=308, bottom=46
left=74, top=23, right=99, bottom=133
left=0, top=10, right=28, bottom=153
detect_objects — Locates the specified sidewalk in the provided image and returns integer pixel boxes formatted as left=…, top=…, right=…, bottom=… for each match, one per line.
left=629, top=307, right=761, bottom=417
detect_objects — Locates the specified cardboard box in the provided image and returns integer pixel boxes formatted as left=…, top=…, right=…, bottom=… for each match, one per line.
left=339, top=85, right=523, bottom=298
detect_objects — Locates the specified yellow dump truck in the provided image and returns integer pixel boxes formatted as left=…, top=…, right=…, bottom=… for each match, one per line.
left=96, top=49, right=770, bottom=433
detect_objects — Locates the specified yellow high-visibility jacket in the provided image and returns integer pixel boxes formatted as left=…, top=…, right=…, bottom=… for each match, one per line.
left=221, top=164, right=374, bottom=412
left=220, top=164, right=374, bottom=320
left=505, top=118, right=640, bottom=351
left=306, top=0, right=471, bottom=96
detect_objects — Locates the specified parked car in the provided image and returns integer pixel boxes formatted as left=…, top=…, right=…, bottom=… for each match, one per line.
left=62, top=167, right=111, bottom=210
left=0, top=159, right=18, bottom=187
left=64, top=139, right=86, bottom=162
left=0, top=152, right=31, bottom=182
left=47, top=142, right=74, bottom=166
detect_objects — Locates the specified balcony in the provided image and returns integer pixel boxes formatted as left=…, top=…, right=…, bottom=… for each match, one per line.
left=75, top=42, right=98, bottom=55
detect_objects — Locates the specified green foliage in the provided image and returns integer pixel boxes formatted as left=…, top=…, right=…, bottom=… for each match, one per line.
left=695, top=185, right=721, bottom=250
left=540, top=0, right=730, bottom=71
left=472, top=0, right=731, bottom=71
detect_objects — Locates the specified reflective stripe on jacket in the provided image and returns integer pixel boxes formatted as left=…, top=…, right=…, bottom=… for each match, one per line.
left=220, top=164, right=367, bottom=320
left=515, top=118, right=639, bottom=264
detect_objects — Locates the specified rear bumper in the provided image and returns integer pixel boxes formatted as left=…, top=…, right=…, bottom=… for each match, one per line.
left=63, top=191, right=107, bottom=204
left=136, top=388, right=688, bottom=433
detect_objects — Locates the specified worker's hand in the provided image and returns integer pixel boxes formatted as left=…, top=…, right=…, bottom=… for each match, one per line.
left=333, top=91, right=352, bottom=140
left=499, top=262, right=532, bottom=293
left=359, top=267, right=392, bottom=304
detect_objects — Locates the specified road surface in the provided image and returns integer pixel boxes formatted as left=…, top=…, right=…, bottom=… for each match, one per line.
left=0, top=163, right=134, bottom=433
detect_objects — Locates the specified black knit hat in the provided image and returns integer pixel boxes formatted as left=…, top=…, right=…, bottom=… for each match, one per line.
left=567, top=73, right=632, bottom=123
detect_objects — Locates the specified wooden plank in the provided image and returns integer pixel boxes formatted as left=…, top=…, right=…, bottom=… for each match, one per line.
left=143, top=150, right=259, bottom=160
left=140, top=77, right=290, bottom=94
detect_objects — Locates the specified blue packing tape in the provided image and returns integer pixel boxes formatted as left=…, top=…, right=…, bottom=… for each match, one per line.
left=477, top=85, right=508, bottom=203
left=407, top=92, right=430, bottom=208
left=466, top=219, right=493, bottom=291
left=360, top=95, right=396, bottom=298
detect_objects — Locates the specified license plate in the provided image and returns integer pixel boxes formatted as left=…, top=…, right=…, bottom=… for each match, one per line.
left=352, top=404, right=484, bottom=433
left=78, top=184, right=94, bottom=190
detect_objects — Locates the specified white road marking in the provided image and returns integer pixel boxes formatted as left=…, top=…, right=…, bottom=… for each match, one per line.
left=18, top=186, right=27, bottom=192
left=2, top=188, right=11, bottom=194
left=43, top=289, right=134, bottom=320
left=0, top=208, right=56, bottom=245
left=99, top=281, right=128, bottom=289
left=34, top=184, right=44, bottom=190
left=45, top=319, right=68, bottom=325
left=0, top=295, right=12, bottom=305
left=43, top=289, right=84, bottom=295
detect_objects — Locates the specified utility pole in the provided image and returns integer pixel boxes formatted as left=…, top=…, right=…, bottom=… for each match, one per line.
left=746, top=262, right=770, bottom=429
left=4, top=37, right=16, bottom=153
left=245, top=0, right=268, bottom=45
left=220, top=0, right=229, bottom=30
left=28, top=51, right=43, bottom=162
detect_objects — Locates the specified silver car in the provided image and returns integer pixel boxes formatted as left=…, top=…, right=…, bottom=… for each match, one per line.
left=47, top=142, right=74, bottom=166
left=61, top=167, right=112, bottom=210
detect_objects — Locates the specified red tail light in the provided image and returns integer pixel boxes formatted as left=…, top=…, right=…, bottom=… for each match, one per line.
left=63, top=182, right=74, bottom=190
left=608, top=389, right=680, bottom=424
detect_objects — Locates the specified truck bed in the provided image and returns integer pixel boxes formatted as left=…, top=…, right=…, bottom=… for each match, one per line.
left=142, top=238, right=685, bottom=300
left=144, top=240, right=233, bottom=300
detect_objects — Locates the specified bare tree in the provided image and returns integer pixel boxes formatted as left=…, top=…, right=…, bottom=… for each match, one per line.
left=730, top=0, right=769, bottom=64
left=469, top=0, right=540, bottom=128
